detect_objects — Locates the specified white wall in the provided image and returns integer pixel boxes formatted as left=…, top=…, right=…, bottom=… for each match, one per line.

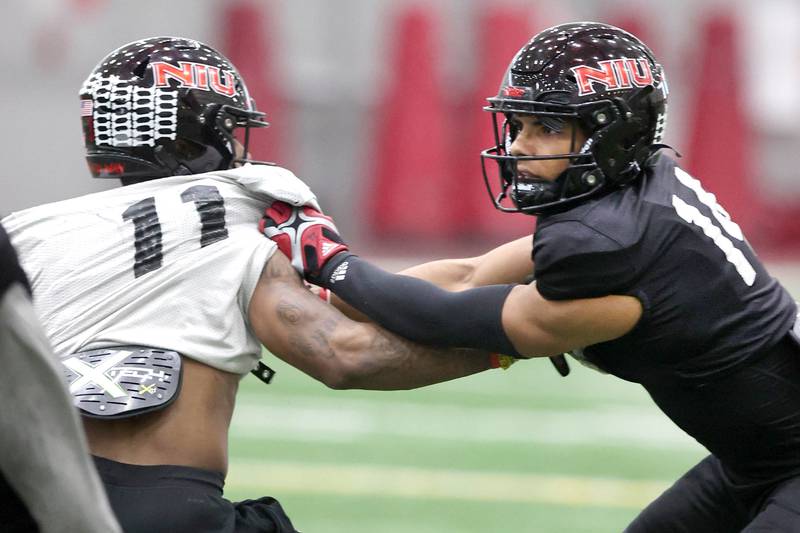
left=2, top=0, right=797, bottom=238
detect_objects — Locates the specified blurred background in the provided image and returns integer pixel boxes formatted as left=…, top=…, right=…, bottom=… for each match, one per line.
left=2, top=0, right=799, bottom=531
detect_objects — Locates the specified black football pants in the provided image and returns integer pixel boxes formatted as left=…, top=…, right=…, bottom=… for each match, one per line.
left=93, top=456, right=300, bottom=533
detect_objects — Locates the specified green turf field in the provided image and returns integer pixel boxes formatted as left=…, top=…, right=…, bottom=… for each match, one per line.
left=226, top=262, right=800, bottom=533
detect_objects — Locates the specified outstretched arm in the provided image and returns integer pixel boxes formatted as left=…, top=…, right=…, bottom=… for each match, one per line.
left=259, top=202, right=641, bottom=359
left=328, top=235, right=534, bottom=320
left=310, top=253, right=641, bottom=358
left=398, top=235, right=534, bottom=290
left=248, top=251, right=493, bottom=390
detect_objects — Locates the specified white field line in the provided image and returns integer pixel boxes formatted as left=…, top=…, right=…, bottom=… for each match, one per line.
left=231, top=396, right=703, bottom=451
left=227, top=459, right=669, bottom=509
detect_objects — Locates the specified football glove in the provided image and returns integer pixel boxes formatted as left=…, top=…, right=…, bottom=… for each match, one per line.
left=260, top=201, right=349, bottom=285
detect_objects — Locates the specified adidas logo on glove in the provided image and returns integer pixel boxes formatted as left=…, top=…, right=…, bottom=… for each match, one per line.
left=321, top=241, right=340, bottom=258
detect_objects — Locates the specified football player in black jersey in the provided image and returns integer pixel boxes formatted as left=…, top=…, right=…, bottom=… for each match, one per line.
left=0, top=223, right=122, bottom=533
left=263, top=22, right=800, bottom=531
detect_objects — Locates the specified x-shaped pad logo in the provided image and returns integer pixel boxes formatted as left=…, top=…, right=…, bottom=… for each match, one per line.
left=63, top=351, right=132, bottom=399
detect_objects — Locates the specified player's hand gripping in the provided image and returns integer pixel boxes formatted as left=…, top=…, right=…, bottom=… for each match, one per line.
left=259, top=201, right=349, bottom=285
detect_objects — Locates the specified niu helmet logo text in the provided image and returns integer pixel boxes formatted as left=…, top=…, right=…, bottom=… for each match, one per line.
left=152, top=61, right=236, bottom=98
left=571, top=58, right=654, bottom=96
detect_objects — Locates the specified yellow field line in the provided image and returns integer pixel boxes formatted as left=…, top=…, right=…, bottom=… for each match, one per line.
left=227, top=459, right=670, bottom=509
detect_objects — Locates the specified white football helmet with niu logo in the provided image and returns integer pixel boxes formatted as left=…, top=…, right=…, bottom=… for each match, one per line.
left=79, top=36, right=268, bottom=183
left=481, top=22, right=669, bottom=215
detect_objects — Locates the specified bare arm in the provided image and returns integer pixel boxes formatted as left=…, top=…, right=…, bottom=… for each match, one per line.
left=399, top=235, right=534, bottom=290
left=248, top=251, right=493, bottom=390
left=502, top=283, right=643, bottom=357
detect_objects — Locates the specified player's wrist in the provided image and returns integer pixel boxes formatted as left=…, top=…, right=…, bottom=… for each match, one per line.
left=313, top=251, right=355, bottom=288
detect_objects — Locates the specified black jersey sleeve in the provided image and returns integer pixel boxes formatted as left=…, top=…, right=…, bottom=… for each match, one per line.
left=533, top=220, right=636, bottom=300
left=0, top=222, right=31, bottom=298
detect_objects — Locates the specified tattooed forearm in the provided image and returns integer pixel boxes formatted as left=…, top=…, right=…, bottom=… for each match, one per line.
left=277, top=295, right=338, bottom=359
left=346, top=324, right=490, bottom=389
left=309, top=317, right=338, bottom=359
left=364, top=328, right=418, bottom=373
left=259, top=252, right=492, bottom=390
left=276, top=300, right=302, bottom=325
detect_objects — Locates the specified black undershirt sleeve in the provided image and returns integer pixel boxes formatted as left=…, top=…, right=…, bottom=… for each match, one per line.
left=317, top=253, right=521, bottom=356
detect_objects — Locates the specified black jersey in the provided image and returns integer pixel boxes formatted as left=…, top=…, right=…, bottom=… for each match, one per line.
left=0, top=222, right=30, bottom=299
left=533, top=153, right=798, bottom=483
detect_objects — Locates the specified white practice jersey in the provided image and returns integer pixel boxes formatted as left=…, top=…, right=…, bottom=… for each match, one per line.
left=3, top=164, right=319, bottom=375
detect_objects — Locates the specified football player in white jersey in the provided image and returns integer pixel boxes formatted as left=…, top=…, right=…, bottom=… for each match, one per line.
left=2, top=37, right=497, bottom=533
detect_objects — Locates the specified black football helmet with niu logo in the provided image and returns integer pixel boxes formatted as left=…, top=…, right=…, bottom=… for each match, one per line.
left=79, top=36, right=268, bottom=183
left=481, top=22, right=669, bottom=215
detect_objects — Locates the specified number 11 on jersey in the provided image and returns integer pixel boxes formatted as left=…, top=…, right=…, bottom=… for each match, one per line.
left=122, top=185, right=228, bottom=278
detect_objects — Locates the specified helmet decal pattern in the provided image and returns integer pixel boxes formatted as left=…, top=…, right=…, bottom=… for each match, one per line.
left=652, top=74, right=670, bottom=144
left=653, top=110, right=668, bottom=144
left=82, top=73, right=178, bottom=148
left=79, top=36, right=268, bottom=180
